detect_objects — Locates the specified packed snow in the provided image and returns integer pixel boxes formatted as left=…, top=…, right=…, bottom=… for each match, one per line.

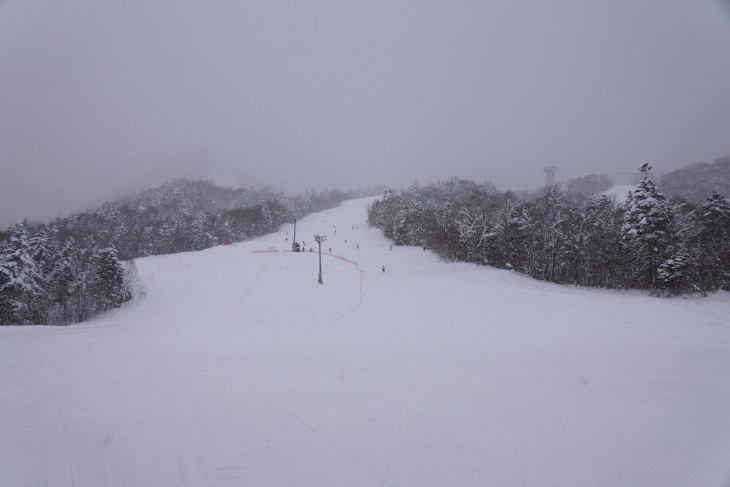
left=2, top=197, right=730, bottom=487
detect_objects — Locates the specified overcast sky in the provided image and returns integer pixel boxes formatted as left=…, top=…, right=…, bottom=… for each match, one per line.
left=2, top=0, right=730, bottom=227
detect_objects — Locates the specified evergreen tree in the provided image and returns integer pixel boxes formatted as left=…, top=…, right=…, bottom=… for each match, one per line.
left=455, top=206, right=496, bottom=264
left=93, top=245, right=125, bottom=311
left=0, top=221, right=43, bottom=325
left=493, top=193, right=519, bottom=268
left=158, top=221, right=178, bottom=254
left=261, top=200, right=273, bottom=232
left=27, top=230, right=54, bottom=324
left=406, top=193, right=427, bottom=247
left=191, top=212, right=212, bottom=251
left=538, top=185, right=569, bottom=282
left=658, top=251, right=697, bottom=296
left=698, top=191, right=730, bottom=290
left=49, top=238, right=78, bottom=325
left=581, top=195, right=624, bottom=288
left=141, top=226, right=154, bottom=257
left=621, top=178, right=673, bottom=290
left=392, top=204, right=409, bottom=246
left=73, top=240, right=98, bottom=323
left=506, top=205, right=533, bottom=274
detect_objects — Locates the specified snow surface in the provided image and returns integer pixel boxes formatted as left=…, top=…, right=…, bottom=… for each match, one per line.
left=2, top=197, right=730, bottom=487
left=601, top=184, right=636, bottom=203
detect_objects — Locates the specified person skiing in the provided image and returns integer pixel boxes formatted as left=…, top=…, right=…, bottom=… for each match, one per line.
left=382, top=265, right=385, bottom=273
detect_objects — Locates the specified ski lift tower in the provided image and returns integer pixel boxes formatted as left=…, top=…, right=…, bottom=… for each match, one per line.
left=292, top=214, right=298, bottom=252
left=314, top=235, right=326, bottom=284
left=543, top=166, right=558, bottom=186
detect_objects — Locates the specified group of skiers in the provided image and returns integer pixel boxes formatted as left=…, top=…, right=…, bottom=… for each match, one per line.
left=286, top=223, right=388, bottom=275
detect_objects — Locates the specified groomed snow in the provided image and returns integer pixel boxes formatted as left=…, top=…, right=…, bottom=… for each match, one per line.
left=2, top=197, right=730, bottom=487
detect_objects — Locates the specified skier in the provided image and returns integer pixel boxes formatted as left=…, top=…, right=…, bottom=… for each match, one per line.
left=382, top=265, right=385, bottom=273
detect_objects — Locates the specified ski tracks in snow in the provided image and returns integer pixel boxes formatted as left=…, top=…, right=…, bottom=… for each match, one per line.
left=3, top=197, right=730, bottom=487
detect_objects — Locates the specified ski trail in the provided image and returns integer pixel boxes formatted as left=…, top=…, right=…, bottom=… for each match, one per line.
left=261, top=402, right=395, bottom=487
left=2, top=197, right=730, bottom=487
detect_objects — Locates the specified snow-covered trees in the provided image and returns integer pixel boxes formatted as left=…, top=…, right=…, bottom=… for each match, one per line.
left=367, top=172, right=728, bottom=296
left=535, top=185, right=570, bottom=282
left=0, top=222, right=43, bottom=325
left=390, top=193, right=428, bottom=248
left=49, top=238, right=80, bottom=324
left=392, top=205, right=409, bottom=246
left=660, top=155, right=730, bottom=203
left=35, top=179, right=350, bottom=262
left=455, top=206, right=496, bottom=264
left=191, top=212, right=214, bottom=251
left=260, top=200, right=273, bottom=232
left=0, top=236, right=136, bottom=326
left=580, top=195, right=624, bottom=288
left=93, top=245, right=125, bottom=311
left=621, top=178, right=673, bottom=290
left=697, top=191, right=730, bottom=290
left=1, top=179, right=358, bottom=325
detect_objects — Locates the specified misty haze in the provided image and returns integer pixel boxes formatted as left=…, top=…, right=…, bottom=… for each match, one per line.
left=2, top=2, right=730, bottom=486
left=2, top=0, right=730, bottom=226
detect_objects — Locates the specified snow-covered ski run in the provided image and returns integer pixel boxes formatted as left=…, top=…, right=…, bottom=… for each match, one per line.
left=2, top=197, right=730, bottom=487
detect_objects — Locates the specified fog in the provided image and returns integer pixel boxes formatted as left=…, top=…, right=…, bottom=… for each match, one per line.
left=2, top=0, right=730, bottom=227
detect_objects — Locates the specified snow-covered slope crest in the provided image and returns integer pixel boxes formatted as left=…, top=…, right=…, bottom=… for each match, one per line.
left=1, top=197, right=730, bottom=487
left=601, top=184, right=635, bottom=202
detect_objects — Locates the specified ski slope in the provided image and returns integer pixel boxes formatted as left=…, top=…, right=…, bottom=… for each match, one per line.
left=2, top=197, right=730, bottom=487
left=601, top=184, right=636, bottom=202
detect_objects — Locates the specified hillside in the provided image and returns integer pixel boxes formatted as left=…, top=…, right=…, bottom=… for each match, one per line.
left=660, top=155, right=730, bottom=203
left=1, top=197, right=729, bottom=487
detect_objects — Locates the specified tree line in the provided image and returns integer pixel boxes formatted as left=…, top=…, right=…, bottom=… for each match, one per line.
left=367, top=173, right=730, bottom=295
left=1, top=179, right=374, bottom=325
left=0, top=222, right=134, bottom=325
